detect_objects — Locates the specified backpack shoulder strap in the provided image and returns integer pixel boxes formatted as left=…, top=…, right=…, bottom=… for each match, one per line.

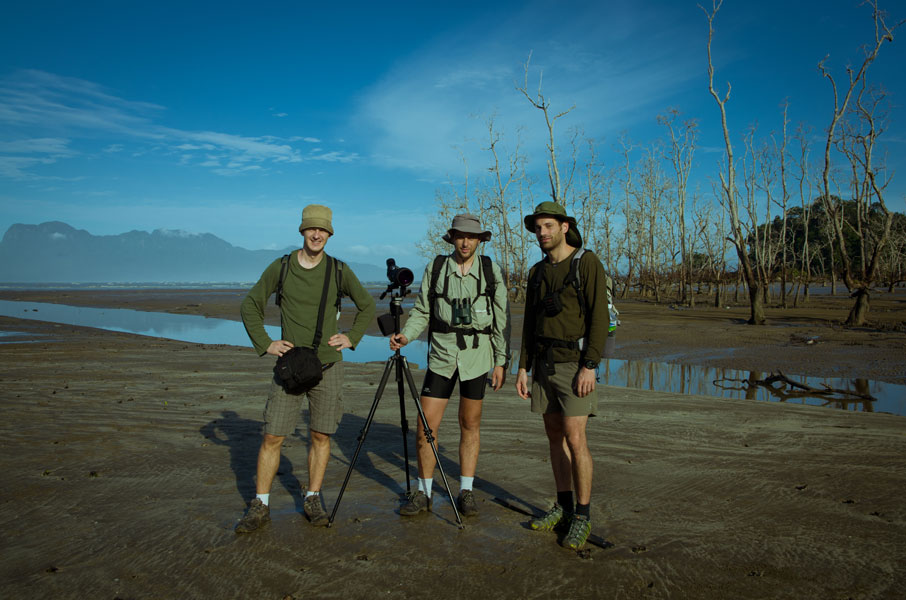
left=311, top=256, right=333, bottom=349
left=275, top=253, right=291, bottom=307
left=428, top=255, right=445, bottom=299
left=333, top=257, right=345, bottom=313
left=480, top=255, right=495, bottom=297
left=567, top=248, right=589, bottom=317
left=427, top=255, right=447, bottom=339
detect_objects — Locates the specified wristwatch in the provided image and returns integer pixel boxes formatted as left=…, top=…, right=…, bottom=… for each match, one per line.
left=582, top=359, right=598, bottom=370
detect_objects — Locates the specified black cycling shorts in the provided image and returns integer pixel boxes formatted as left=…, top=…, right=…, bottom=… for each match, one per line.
left=420, top=368, right=488, bottom=400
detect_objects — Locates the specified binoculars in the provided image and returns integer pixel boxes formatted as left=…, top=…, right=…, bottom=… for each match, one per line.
left=451, top=298, right=472, bottom=326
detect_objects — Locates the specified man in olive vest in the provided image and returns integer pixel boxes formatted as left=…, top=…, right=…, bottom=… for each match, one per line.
left=515, top=201, right=610, bottom=551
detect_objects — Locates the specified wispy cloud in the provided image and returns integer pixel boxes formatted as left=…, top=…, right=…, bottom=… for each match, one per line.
left=0, top=70, right=356, bottom=179
left=354, top=2, right=699, bottom=176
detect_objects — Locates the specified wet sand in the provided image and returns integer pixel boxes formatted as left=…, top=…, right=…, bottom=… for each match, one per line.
left=1, top=289, right=905, bottom=599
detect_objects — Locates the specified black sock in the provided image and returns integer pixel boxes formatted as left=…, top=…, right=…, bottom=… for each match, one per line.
left=557, top=491, right=575, bottom=514
left=575, top=502, right=590, bottom=518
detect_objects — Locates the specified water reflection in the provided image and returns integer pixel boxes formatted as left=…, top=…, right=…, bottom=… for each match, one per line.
left=1, top=299, right=903, bottom=416
left=0, top=300, right=429, bottom=363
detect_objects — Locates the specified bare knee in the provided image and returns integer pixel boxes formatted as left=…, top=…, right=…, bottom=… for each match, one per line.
left=563, top=424, right=588, bottom=453
left=459, top=413, right=480, bottom=433
left=310, top=430, right=331, bottom=448
left=262, top=433, right=285, bottom=451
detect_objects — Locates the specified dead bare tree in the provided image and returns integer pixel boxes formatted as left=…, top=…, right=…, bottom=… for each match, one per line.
left=702, top=0, right=766, bottom=324
left=817, top=0, right=903, bottom=325
left=476, top=116, right=530, bottom=300
left=773, top=101, right=792, bottom=308
left=617, top=136, right=639, bottom=298
left=792, top=124, right=815, bottom=306
left=517, top=52, right=575, bottom=205
left=659, top=108, right=698, bottom=306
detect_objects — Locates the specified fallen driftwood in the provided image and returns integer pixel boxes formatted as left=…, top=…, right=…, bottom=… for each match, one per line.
left=713, top=370, right=877, bottom=409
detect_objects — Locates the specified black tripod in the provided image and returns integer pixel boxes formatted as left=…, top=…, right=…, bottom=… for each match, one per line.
left=328, top=283, right=463, bottom=528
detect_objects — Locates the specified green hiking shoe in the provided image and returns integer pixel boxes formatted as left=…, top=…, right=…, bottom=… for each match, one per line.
left=530, top=503, right=567, bottom=531
left=400, top=490, right=432, bottom=516
left=304, top=493, right=329, bottom=527
left=561, top=514, right=592, bottom=550
left=235, top=498, right=270, bottom=533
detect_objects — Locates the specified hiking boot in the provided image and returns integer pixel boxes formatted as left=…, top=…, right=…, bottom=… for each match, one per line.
left=304, top=494, right=329, bottom=527
left=235, top=498, right=270, bottom=533
left=530, top=503, right=567, bottom=531
left=457, top=490, right=478, bottom=517
left=400, top=490, right=432, bottom=516
left=561, top=514, right=592, bottom=550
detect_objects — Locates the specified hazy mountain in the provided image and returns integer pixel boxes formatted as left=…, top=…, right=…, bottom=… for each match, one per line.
left=0, top=221, right=391, bottom=284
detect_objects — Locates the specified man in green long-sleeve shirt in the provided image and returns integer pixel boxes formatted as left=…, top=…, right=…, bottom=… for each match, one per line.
left=235, top=204, right=375, bottom=532
left=516, top=201, right=610, bottom=552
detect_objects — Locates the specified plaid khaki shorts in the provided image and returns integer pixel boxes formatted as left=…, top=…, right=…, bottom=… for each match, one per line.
left=264, top=361, right=344, bottom=436
left=530, top=362, right=597, bottom=417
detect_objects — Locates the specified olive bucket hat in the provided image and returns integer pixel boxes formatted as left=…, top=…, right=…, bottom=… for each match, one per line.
left=442, top=213, right=492, bottom=243
left=298, top=204, right=334, bottom=236
left=523, top=201, right=583, bottom=247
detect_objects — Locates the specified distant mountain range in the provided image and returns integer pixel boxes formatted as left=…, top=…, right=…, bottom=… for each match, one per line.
left=0, top=221, right=391, bottom=284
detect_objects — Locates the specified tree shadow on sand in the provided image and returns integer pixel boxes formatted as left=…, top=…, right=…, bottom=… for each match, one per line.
left=199, top=410, right=305, bottom=513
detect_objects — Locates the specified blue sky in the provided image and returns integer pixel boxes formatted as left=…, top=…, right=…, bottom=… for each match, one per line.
left=1, top=0, right=904, bottom=271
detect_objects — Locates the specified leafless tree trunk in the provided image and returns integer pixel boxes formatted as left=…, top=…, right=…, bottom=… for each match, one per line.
left=817, top=1, right=903, bottom=325
left=476, top=116, right=529, bottom=301
left=703, top=0, right=765, bottom=324
left=517, top=52, right=575, bottom=205
left=659, top=109, right=698, bottom=307
left=773, top=102, right=791, bottom=308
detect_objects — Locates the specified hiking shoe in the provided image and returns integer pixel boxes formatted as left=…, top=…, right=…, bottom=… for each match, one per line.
left=304, top=494, right=329, bottom=527
left=235, top=498, right=270, bottom=533
left=400, top=490, right=432, bottom=516
left=561, top=514, right=592, bottom=550
left=530, top=503, right=567, bottom=531
left=457, top=490, right=478, bottom=517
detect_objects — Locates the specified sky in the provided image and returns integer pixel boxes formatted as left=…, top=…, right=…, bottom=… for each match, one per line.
left=1, top=0, right=904, bottom=272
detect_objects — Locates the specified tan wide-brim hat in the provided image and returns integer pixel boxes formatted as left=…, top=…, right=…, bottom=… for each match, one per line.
left=442, top=213, right=492, bottom=243
left=523, top=201, right=582, bottom=247
left=298, top=204, right=334, bottom=236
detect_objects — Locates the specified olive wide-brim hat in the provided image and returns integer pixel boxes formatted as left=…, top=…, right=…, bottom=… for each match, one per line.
left=442, top=213, right=492, bottom=243
left=298, top=204, right=334, bottom=236
left=524, top=201, right=583, bottom=247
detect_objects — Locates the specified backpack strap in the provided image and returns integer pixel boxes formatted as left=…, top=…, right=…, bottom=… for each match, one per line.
left=275, top=253, right=291, bottom=307
left=426, top=255, right=446, bottom=342
left=568, top=248, right=588, bottom=318
left=311, top=256, right=333, bottom=349
left=334, top=258, right=345, bottom=315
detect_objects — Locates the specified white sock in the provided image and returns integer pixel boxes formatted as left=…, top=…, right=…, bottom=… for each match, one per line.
left=460, top=476, right=474, bottom=492
left=306, top=490, right=319, bottom=498
left=256, top=493, right=269, bottom=506
left=418, top=478, right=433, bottom=498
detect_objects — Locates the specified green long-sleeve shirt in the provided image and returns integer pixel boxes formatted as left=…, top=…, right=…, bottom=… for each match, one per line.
left=401, top=255, right=509, bottom=381
left=519, top=248, right=609, bottom=371
left=240, top=251, right=375, bottom=364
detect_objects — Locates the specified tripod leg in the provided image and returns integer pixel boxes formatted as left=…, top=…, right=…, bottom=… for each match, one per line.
left=327, top=356, right=395, bottom=527
left=395, top=357, right=411, bottom=494
left=400, top=357, right=464, bottom=528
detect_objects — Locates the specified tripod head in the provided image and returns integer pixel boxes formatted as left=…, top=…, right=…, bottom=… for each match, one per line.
left=378, top=258, right=415, bottom=337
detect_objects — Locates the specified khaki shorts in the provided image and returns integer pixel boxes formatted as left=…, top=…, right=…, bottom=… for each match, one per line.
left=530, top=362, right=597, bottom=417
left=264, top=362, right=344, bottom=436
